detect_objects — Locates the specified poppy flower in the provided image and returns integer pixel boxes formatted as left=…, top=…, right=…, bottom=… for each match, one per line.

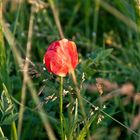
left=44, top=38, right=78, bottom=77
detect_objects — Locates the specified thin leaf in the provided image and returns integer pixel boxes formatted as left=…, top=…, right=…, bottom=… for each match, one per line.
left=77, top=114, right=98, bottom=140
left=93, top=48, right=113, bottom=63
left=69, top=98, right=78, bottom=139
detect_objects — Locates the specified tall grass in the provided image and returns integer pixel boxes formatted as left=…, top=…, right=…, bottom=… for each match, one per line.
left=0, top=0, right=140, bottom=139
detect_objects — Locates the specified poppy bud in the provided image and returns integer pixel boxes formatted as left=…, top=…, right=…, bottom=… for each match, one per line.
left=44, top=38, right=78, bottom=77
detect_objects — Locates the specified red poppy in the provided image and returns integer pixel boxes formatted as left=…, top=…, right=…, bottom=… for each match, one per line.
left=44, top=38, right=78, bottom=77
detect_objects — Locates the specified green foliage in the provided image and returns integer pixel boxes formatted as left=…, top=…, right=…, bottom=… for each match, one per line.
left=77, top=114, right=98, bottom=140
left=1, top=113, right=18, bottom=126
left=0, top=84, right=18, bottom=126
left=0, top=137, right=8, bottom=140
left=1, top=0, right=140, bottom=139
left=0, top=25, right=10, bottom=91
left=92, top=48, right=113, bottom=64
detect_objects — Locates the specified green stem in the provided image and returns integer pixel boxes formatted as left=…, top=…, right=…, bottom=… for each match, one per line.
left=0, top=127, right=4, bottom=137
left=11, top=122, right=18, bottom=140
left=71, top=71, right=86, bottom=118
left=60, top=77, right=64, bottom=140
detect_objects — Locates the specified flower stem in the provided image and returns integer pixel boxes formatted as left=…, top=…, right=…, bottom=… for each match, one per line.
left=60, top=76, right=64, bottom=140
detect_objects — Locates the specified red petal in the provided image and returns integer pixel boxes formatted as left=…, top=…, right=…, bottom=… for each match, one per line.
left=47, top=41, right=60, bottom=52
left=58, top=39, right=78, bottom=72
left=44, top=39, right=78, bottom=76
left=50, top=52, right=68, bottom=77
left=67, top=41, right=78, bottom=69
left=44, top=50, right=55, bottom=72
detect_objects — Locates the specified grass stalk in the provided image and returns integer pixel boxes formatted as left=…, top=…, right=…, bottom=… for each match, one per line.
left=1, top=1, right=18, bottom=140
left=84, top=0, right=91, bottom=37
left=71, top=71, right=90, bottom=138
left=81, top=95, right=140, bottom=138
left=18, top=6, right=35, bottom=139
left=13, top=0, right=22, bottom=36
left=99, top=0, right=138, bottom=32
left=59, top=77, right=64, bottom=140
left=3, top=8, right=56, bottom=140
left=71, top=71, right=86, bottom=118
left=26, top=77, right=56, bottom=140
left=48, top=0, right=64, bottom=39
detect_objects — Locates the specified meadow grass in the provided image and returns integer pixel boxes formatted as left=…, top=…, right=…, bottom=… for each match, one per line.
left=0, top=0, right=140, bottom=140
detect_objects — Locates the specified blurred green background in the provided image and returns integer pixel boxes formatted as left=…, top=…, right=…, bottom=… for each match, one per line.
left=0, top=0, right=140, bottom=140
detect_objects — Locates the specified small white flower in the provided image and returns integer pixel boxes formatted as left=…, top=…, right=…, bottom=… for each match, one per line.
left=71, top=106, right=75, bottom=114
left=97, top=117, right=102, bottom=124
left=95, top=106, right=99, bottom=111
left=97, top=115, right=104, bottom=124
left=66, top=103, right=71, bottom=108
left=90, top=111, right=94, bottom=116
left=52, top=96, right=57, bottom=102
left=103, top=105, right=106, bottom=109
left=82, top=72, right=85, bottom=82
left=63, top=89, right=69, bottom=96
